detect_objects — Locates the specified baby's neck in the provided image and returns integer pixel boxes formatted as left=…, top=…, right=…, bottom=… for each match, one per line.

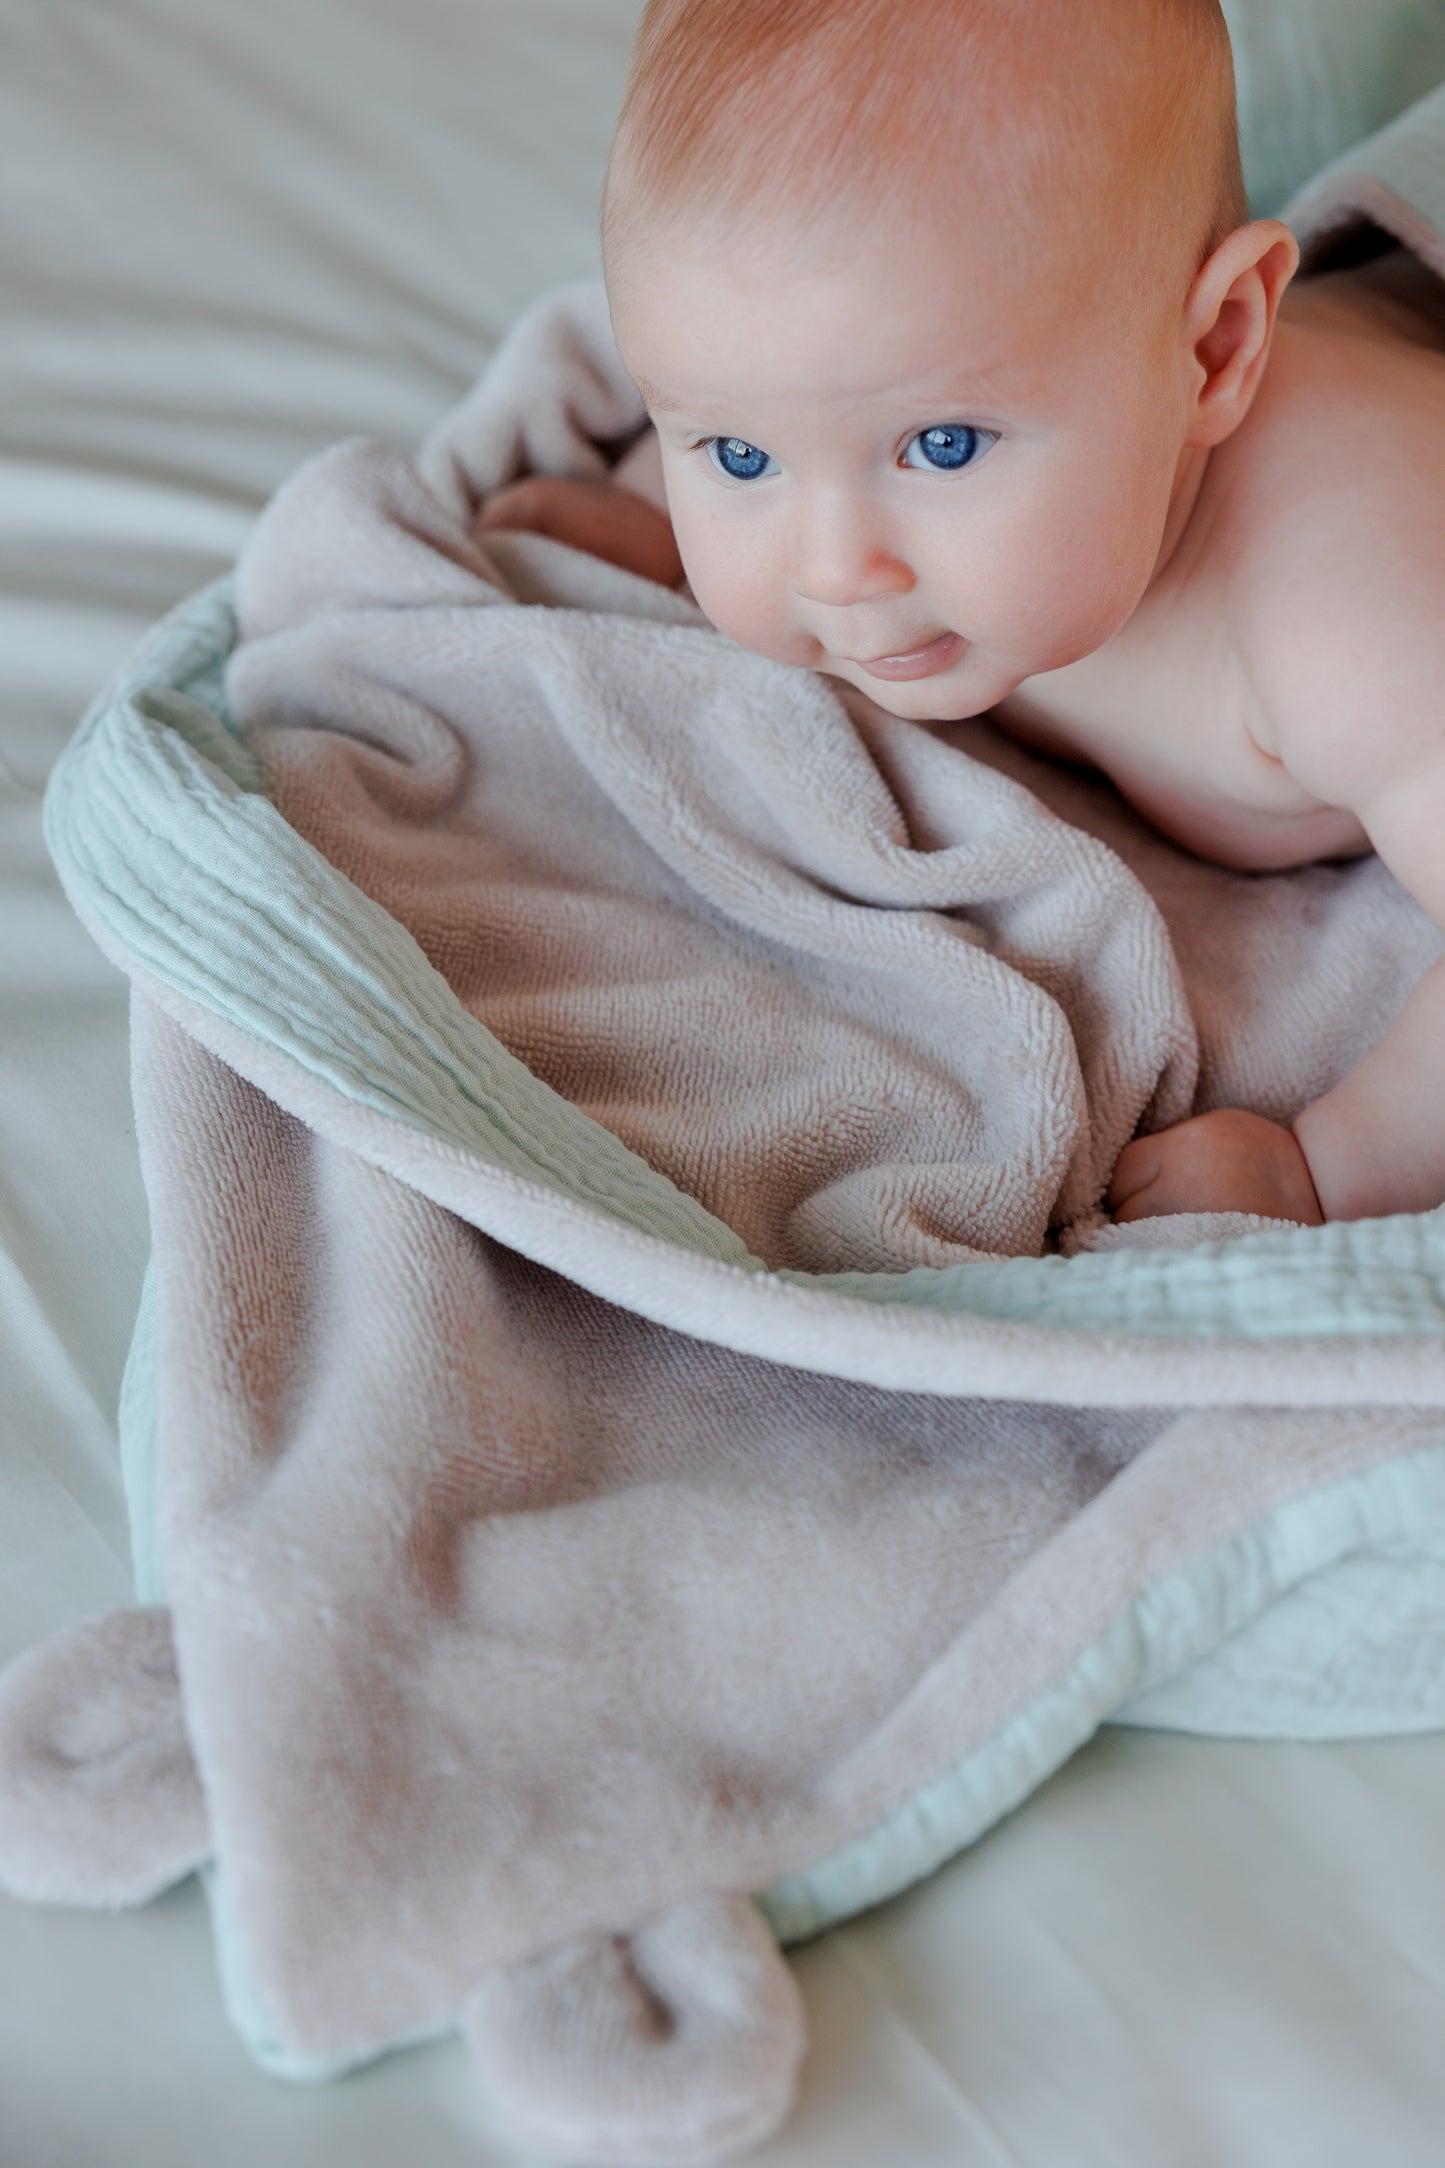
left=1146, top=442, right=1214, bottom=594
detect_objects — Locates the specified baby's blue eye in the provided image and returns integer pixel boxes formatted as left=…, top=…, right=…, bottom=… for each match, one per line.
left=707, top=436, right=778, bottom=482
left=902, top=424, right=992, bottom=473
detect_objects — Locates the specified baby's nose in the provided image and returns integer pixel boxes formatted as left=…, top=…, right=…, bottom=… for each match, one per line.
left=788, top=497, right=915, bottom=609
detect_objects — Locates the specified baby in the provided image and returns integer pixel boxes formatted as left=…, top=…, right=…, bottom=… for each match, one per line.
left=482, top=0, right=1445, bottom=1230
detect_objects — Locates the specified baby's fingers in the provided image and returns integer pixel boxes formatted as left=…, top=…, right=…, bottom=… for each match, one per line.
left=475, top=477, right=568, bottom=533
left=1106, top=1136, right=1161, bottom=1218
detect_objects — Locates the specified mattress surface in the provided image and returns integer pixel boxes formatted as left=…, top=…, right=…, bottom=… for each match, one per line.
left=6, top=2, right=1445, bottom=2160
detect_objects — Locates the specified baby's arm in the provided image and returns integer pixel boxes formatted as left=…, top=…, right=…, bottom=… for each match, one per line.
left=1268, top=589, right=1445, bottom=1220
left=1290, top=961, right=1445, bottom=1217
left=1109, top=1107, right=1324, bottom=1224
left=1289, top=766, right=1445, bottom=1219
left=1115, top=562, right=1445, bottom=1226
left=1109, top=960, right=1445, bottom=1231
left=474, top=428, right=682, bottom=586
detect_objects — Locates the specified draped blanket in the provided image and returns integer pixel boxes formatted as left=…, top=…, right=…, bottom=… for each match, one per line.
left=7, top=98, right=1445, bottom=2164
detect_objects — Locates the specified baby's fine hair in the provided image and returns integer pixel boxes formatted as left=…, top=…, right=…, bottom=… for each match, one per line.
left=603, top=0, right=1250, bottom=277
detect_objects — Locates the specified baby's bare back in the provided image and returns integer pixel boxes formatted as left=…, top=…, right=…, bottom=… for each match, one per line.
left=1012, top=249, right=1445, bottom=1225
left=996, top=250, right=1445, bottom=877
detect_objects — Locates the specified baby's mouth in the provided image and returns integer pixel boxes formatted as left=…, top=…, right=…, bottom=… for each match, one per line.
left=849, top=632, right=964, bottom=683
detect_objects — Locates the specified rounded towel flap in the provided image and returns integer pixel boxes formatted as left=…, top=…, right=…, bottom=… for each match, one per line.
left=0, top=1606, right=210, bottom=1908
left=461, top=1893, right=807, bottom=2167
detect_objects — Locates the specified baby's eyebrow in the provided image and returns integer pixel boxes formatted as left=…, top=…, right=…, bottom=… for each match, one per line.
left=631, top=376, right=690, bottom=415
left=633, top=370, right=1014, bottom=421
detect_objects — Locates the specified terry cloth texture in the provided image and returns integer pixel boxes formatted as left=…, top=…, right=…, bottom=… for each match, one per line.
left=7, top=77, right=1445, bottom=2168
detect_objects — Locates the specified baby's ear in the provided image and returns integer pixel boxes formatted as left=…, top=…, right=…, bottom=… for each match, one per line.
left=1182, top=220, right=1299, bottom=448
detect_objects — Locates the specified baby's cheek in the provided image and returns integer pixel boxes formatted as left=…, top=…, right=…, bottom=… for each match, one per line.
left=677, top=528, right=797, bottom=661
left=983, top=507, right=1142, bottom=669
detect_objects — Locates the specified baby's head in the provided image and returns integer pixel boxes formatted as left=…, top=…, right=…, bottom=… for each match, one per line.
left=602, top=0, right=1296, bottom=720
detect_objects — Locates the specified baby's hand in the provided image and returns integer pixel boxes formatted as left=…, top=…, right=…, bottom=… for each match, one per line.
left=476, top=473, right=683, bottom=588
left=1107, top=1108, right=1325, bottom=1226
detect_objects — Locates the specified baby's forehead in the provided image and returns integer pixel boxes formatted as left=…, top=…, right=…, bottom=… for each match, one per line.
left=608, top=105, right=1095, bottom=273
left=609, top=205, right=1112, bottom=427
left=609, top=184, right=1116, bottom=360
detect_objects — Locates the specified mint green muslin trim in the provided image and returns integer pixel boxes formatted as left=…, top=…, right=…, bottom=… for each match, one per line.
left=758, top=1440, right=1445, bottom=1943
left=44, top=576, right=1445, bottom=1342
left=44, top=580, right=761, bottom=1269
left=795, top=1211, right=1445, bottom=1340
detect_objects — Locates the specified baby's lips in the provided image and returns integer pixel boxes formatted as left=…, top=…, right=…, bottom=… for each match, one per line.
left=850, top=632, right=964, bottom=682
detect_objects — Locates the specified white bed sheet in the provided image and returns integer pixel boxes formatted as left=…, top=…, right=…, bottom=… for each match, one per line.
left=6, top=2, right=1445, bottom=2160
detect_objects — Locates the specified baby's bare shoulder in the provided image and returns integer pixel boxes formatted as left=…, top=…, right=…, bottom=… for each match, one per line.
left=1220, top=307, right=1445, bottom=812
